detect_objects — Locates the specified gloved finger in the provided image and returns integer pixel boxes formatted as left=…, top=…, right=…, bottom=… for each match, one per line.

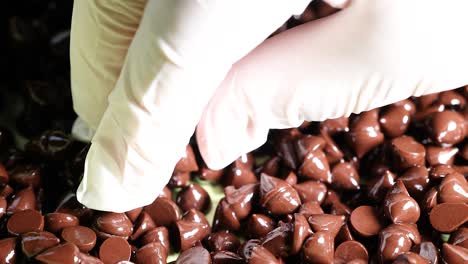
left=70, top=0, right=147, bottom=131
left=197, top=0, right=468, bottom=170
left=77, top=0, right=312, bottom=212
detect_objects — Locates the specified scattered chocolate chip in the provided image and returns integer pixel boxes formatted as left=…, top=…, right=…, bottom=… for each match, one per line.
left=260, top=173, right=301, bottom=215
left=175, top=246, right=211, bottom=264
left=205, top=231, right=240, bottom=253
left=441, top=243, right=468, bottom=264
left=94, top=212, right=133, bottom=238
left=429, top=203, right=468, bottom=233
left=61, top=226, right=96, bottom=252
left=45, top=212, right=79, bottom=233
left=141, top=226, right=170, bottom=254
left=135, top=242, right=167, bottom=264
left=335, top=240, right=369, bottom=263
left=350, top=206, right=384, bottom=237
left=0, top=238, right=17, bottom=264
left=21, top=231, right=60, bottom=257
left=303, top=231, right=334, bottom=264
left=99, top=237, right=131, bottom=264
left=427, top=111, right=466, bottom=146
left=35, top=243, right=81, bottom=264
left=7, top=209, right=44, bottom=236
left=144, top=197, right=181, bottom=227
left=246, top=214, right=275, bottom=239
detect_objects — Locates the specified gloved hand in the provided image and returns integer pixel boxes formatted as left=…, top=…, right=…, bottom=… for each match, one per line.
left=71, top=0, right=468, bottom=213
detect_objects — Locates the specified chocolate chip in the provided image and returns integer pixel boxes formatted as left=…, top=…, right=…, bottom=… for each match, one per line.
left=260, top=173, right=301, bottom=215
left=7, top=209, right=44, bottom=236
left=294, top=135, right=326, bottom=162
left=347, top=110, right=385, bottom=158
left=211, top=251, right=243, bottom=264
left=35, top=243, right=81, bottom=264
left=246, top=214, right=275, bottom=239
left=398, top=166, right=429, bottom=197
left=449, top=227, right=468, bottom=249
left=0, top=238, right=17, bottom=264
left=291, top=213, right=310, bottom=255
left=383, top=181, right=420, bottom=224
left=331, top=162, right=360, bottom=190
left=411, top=241, right=439, bottom=264
left=7, top=185, right=36, bottom=215
left=200, top=166, right=224, bottom=182
left=249, top=244, right=282, bottom=264
left=379, top=104, right=411, bottom=138
left=320, top=117, right=349, bottom=134
left=308, top=214, right=345, bottom=238
left=61, top=226, right=96, bottom=252
left=205, top=231, right=240, bottom=253
left=21, top=231, right=60, bottom=257
left=224, top=162, right=257, bottom=189
left=173, top=209, right=211, bottom=251
left=175, top=246, right=211, bottom=264
left=393, top=252, right=430, bottom=264
left=94, top=212, right=133, bottom=238
left=367, top=169, right=397, bottom=201
left=441, top=243, right=468, bottom=264
left=438, top=90, right=467, bottom=109
left=168, top=171, right=191, bottom=188
left=141, top=226, right=170, bottom=254
left=378, top=224, right=421, bottom=263
left=391, top=136, right=426, bottom=171
left=10, top=165, right=41, bottom=189
left=223, top=184, right=256, bottom=220
left=99, top=237, right=131, bottom=263
left=293, top=181, right=327, bottom=204
left=260, top=222, right=292, bottom=258
left=144, top=197, right=181, bottom=227
left=125, top=207, right=142, bottom=223
left=335, top=240, right=368, bottom=263
left=426, top=145, right=459, bottom=166
left=350, top=206, right=384, bottom=237
left=298, top=149, right=332, bottom=183
left=429, top=203, right=468, bottom=233
left=427, top=111, right=466, bottom=146
left=298, top=201, right=324, bottom=218
left=174, top=144, right=199, bottom=173
left=45, top=212, right=79, bottom=234
left=135, top=242, right=167, bottom=264
left=302, top=231, right=334, bottom=264
left=437, top=172, right=468, bottom=203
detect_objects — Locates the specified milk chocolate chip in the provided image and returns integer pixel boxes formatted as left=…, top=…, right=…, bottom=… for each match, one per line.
left=175, top=246, right=211, bottom=264
left=347, top=110, right=385, bottom=158
left=293, top=181, right=327, bottom=204
left=260, top=173, right=301, bottom=215
left=174, top=144, right=199, bottom=173
left=449, top=227, right=468, bottom=249
left=350, top=206, right=384, bottom=237
left=383, top=181, right=420, bottom=224
left=99, top=237, right=131, bottom=264
left=308, top=214, right=345, bottom=238
left=246, top=214, right=275, bottom=239
left=437, top=172, right=468, bottom=203
left=141, top=226, right=170, bottom=254
left=176, top=184, right=211, bottom=213
left=335, top=241, right=369, bottom=263
left=379, top=104, right=411, bottom=138
left=35, top=243, right=81, bottom=264
left=144, top=197, right=181, bottom=227
left=205, top=231, right=240, bottom=253
left=298, top=149, right=332, bottom=183
left=291, top=213, right=310, bottom=255
left=0, top=238, right=16, bottom=264
left=441, top=243, right=468, bottom=264
left=21, top=231, right=60, bottom=257
left=61, top=226, right=96, bottom=252
left=45, top=212, right=79, bottom=233
left=94, top=212, right=133, bottom=237
left=302, top=231, right=334, bottom=264
left=391, top=136, right=426, bottom=171
left=7, top=185, right=36, bottom=215
left=7, top=209, right=44, bottom=235
left=331, top=162, right=360, bottom=190
left=129, top=211, right=156, bottom=241
left=427, top=111, right=466, bottom=146
left=429, top=203, right=468, bottom=233
left=135, top=242, right=167, bottom=264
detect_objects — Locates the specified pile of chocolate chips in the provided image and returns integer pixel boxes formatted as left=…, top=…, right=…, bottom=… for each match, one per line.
left=0, top=1, right=467, bottom=264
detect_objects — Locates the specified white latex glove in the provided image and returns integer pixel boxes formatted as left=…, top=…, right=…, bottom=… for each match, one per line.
left=70, top=0, right=314, bottom=212
left=71, top=0, right=468, bottom=213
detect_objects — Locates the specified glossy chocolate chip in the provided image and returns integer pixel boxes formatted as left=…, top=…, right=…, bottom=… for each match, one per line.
left=212, top=199, right=241, bottom=231
left=429, top=203, right=468, bottom=233
left=260, top=222, right=292, bottom=258
left=449, top=227, right=468, bottom=249
left=437, top=173, right=468, bottom=203
left=141, top=226, right=170, bottom=254
left=135, top=242, right=167, bottom=264
left=173, top=209, right=211, bottom=251
left=205, top=231, right=240, bottom=253
left=260, top=174, right=301, bottom=215
left=168, top=171, right=190, bottom=188
left=45, top=212, right=79, bottom=233
left=298, top=201, right=324, bottom=218
left=335, top=241, right=368, bottom=263
left=321, top=132, right=345, bottom=164
left=211, top=251, right=244, bottom=264
left=200, top=166, right=224, bottom=182
left=380, top=105, right=411, bottom=138
left=391, top=136, right=426, bottom=171
left=78, top=253, right=103, bottom=264
left=429, top=164, right=456, bottom=180
left=308, top=214, right=345, bottom=238
left=422, top=187, right=438, bottom=213
left=291, top=213, right=310, bottom=255
left=411, top=241, right=439, bottom=264
left=441, top=243, right=468, bottom=264
left=174, top=144, right=199, bottom=173
left=7, top=185, right=36, bottom=215
left=331, top=162, right=360, bottom=190
left=367, top=169, right=397, bottom=201
left=427, top=111, right=466, bottom=146
left=61, top=226, right=96, bottom=252
left=21, top=231, right=60, bottom=257
left=392, top=252, right=430, bottom=264
left=99, top=237, right=131, bottom=264
left=129, top=211, right=156, bottom=241
left=125, top=207, right=142, bottom=223
left=176, top=184, right=211, bottom=213
left=378, top=224, right=421, bottom=263
left=144, top=197, right=181, bottom=227
left=298, top=149, right=332, bottom=183
left=224, top=184, right=257, bottom=220
left=224, top=163, right=257, bottom=189
left=302, top=231, right=334, bottom=264
left=350, top=206, right=384, bottom=237
left=249, top=244, right=282, bottom=264
left=320, top=117, right=349, bottom=134
left=384, top=181, right=420, bottom=224
left=426, top=146, right=459, bottom=166
left=7, top=209, right=44, bottom=236
left=35, top=243, right=81, bottom=264
left=175, top=246, right=211, bottom=264
left=336, top=223, right=355, bottom=245
left=273, top=129, right=301, bottom=170
left=94, top=212, right=133, bottom=237
left=293, top=181, right=327, bottom=204
left=0, top=238, right=16, bottom=264
left=347, top=110, right=385, bottom=158
left=247, top=214, right=275, bottom=239
left=10, top=164, right=41, bottom=188
left=295, top=135, right=326, bottom=162
left=398, top=166, right=429, bottom=197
